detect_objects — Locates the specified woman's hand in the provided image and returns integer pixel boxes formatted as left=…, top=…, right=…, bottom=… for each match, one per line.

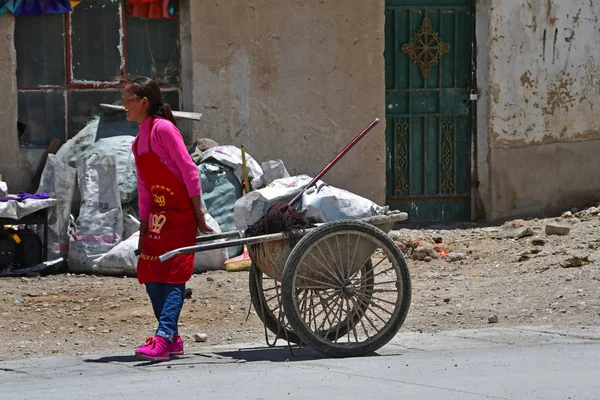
left=195, top=212, right=213, bottom=234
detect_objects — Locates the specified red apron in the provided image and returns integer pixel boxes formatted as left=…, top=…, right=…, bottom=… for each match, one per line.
left=134, top=118, right=196, bottom=284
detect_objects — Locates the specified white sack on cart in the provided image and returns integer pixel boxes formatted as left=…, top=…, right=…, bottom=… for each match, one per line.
left=234, top=175, right=318, bottom=231
left=302, top=183, right=389, bottom=223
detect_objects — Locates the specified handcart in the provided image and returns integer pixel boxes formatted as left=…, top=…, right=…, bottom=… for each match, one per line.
left=160, top=211, right=411, bottom=358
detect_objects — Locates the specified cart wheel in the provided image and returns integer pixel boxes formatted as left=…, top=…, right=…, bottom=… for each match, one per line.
left=248, top=262, right=301, bottom=344
left=281, top=220, right=411, bottom=358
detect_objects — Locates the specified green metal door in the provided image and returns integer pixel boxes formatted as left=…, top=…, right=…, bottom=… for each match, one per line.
left=385, top=0, right=474, bottom=222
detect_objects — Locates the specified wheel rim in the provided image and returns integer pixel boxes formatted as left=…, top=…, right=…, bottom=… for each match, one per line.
left=289, top=230, right=404, bottom=350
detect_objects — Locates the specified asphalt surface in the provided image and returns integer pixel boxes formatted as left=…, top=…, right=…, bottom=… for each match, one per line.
left=1, top=325, right=599, bottom=400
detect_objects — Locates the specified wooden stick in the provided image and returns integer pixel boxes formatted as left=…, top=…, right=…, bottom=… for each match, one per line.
left=99, top=103, right=203, bottom=121
left=240, top=145, right=251, bottom=194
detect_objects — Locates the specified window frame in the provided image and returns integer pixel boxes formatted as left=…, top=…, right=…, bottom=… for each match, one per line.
left=17, top=2, right=181, bottom=147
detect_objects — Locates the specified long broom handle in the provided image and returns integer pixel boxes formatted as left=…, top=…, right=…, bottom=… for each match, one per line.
left=289, top=118, right=379, bottom=207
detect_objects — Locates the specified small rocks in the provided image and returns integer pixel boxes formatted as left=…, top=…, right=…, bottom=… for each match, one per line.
left=394, top=241, right=407, bottom=252
left=545, top=224, right=570, bottom=236
left=194, top=333, right=208, bottom=342
left=443, top=298, right=451, bottom=303
left=388, top=230, right=402, bottom=241
left=488, top=314, right=499, bottom=324
left=432, top=243, right=450, bottom=255
left=561, top=211, right=573, bottom=219
left=412, top=244, right=439, bottom=261
left=494, top=226, right=535, bottom=240
left=531, top=238, right=545, bottom=246
left=445, top=252, right=467, bottom=262
left=185, top=288, right=193, bottom=299
left=562, top=256, right=590, bottom=269
left=206, top=276, right=215, bottom=283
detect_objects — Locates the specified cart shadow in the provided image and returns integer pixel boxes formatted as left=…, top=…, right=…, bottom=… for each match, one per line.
left=212, top=345, right=328, bottom=362
left=84, top=355, right=167, bottom=367
left=212, top=346, right=382, bottom=363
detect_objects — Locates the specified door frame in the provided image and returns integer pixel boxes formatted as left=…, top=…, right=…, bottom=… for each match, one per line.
left=383, top=0, right=480, bottom=222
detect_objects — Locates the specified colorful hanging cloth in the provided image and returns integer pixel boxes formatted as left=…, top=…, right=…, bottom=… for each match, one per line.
left=70, top=0, right=82, bottom=7
left=0, top=0, right=19, bottom=17
left=12, top=0, right=72, bottom=16
left=126, top=0, right=174, bottom=20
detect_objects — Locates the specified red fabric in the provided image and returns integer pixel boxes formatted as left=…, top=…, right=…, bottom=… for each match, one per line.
left=126, top=0, right=171, bottom=19
left=134, top=119, right=196, bottom=284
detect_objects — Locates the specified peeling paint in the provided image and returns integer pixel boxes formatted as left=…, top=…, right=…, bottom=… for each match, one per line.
left=489, top=0, right=600, bottom=149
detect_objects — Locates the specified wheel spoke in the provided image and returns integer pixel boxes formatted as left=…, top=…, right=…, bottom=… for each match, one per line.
left=304, top=251, right=344, bottom=286
left=312, top=244, right=345, bottom=285
left=353, top=267, right=396, bottom=286
left=295, top=273, right=340, bottom=290
left=323, top=239, right=347, bottom=282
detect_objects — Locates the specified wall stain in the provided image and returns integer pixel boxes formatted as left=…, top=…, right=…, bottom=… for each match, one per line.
left=520, top=70, right=535, bottom=88
left=546, top=0, right=557, bottom=25
left=543, top=72, right=576, bottom=115
left=573, top=8, right=582, bottom=25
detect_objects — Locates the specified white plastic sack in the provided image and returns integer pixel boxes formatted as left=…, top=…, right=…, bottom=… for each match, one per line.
left=37, top=155, right=77, bottom=261
left=194, top=213, right=228, bottom=272
left=251, top=159, right=290, bottom=189
left=302, top=183, right=389, bottom=223
left=92, top=232, right=139, bottom=276
left=0, top=180, right=7, bottom=198
left=123, top=213, right=140, bottom=240
left=234, top=175, right=316, bottom=231
left=0, top=198, right=58, bottom=220
left=201, top=145, right=263, bottom=188
left=55, top=117, right=99, bottom=167
left=79, top=136, right=137, bottom=204
left=68, top=154, right=124, bottom=274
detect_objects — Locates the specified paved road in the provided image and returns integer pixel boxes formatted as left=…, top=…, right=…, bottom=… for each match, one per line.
left=1, top=325, right=599, bottom=400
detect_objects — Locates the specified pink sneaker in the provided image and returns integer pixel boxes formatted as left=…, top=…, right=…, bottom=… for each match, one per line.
left=170, top=335, right=184, bottom=356
left=135, top=336, right=170, bottom=361
left=135, top=337, right=154, bottom=355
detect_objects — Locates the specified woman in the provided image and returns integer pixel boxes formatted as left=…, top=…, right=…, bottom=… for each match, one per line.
left=124, top=77, right=211, bottom=361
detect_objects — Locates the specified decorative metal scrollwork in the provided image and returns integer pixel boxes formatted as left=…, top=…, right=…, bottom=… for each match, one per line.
left=401, top=17, right=450, bottom=79
left=396, top=119, right=409, bottom=195
left=441, top=117, right=455, bottom=194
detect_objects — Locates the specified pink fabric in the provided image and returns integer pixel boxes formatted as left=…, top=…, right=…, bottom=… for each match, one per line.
left=133, top=117, right=201, bottom=221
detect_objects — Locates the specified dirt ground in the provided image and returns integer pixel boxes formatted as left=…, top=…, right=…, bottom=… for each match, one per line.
left=1, top=208, right=600, bottom=361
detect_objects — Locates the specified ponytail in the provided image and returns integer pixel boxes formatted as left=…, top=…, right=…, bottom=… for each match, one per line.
left=155, top=102, right=177, bottom=128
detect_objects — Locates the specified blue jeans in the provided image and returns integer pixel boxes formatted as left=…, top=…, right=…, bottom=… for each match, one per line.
left=145, top=283, right=185, bottom=342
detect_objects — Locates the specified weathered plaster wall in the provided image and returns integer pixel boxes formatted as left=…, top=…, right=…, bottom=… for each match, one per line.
left=475, top=0, right=491, bottom=220
left=188, top=0, right=387, bottom=203
left=486, top=0, right=600, bottom=219
left=0, top=16, right=31, bottom=192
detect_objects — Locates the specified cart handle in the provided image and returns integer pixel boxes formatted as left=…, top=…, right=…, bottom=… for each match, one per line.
left=195, top=230, right=240, bottom=242
left=159, top=231, right=308, bottom=263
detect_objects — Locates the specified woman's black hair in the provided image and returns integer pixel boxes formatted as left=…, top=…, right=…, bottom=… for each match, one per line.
left=129, top=77, right=177, bottom=127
